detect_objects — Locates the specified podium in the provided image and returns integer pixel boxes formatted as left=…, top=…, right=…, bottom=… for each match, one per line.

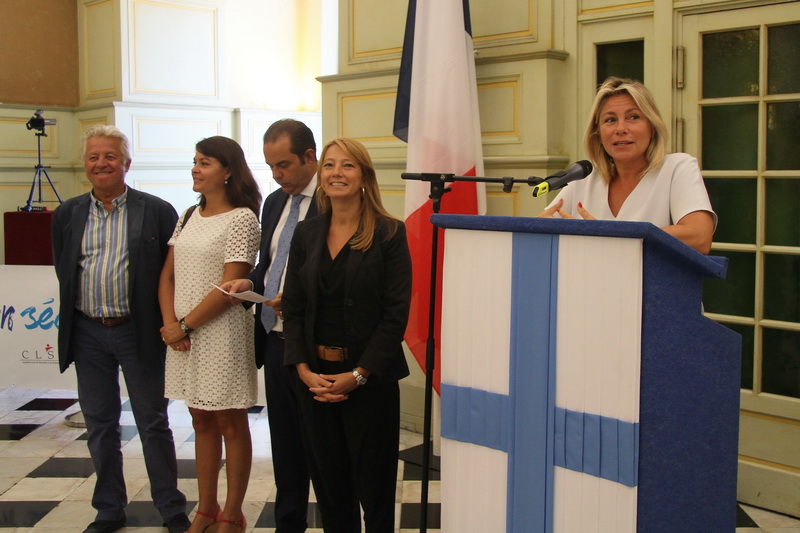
left=433, top=214, right=741, bottom=533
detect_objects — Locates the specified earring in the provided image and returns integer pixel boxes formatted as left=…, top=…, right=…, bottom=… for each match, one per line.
left=224, top=179, right=229, bottom=185
left=316, top=185, right=326, bottom=197
left=361, top=187, right=365, bottom=195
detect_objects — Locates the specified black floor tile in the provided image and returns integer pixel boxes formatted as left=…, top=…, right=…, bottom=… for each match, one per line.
left=402, top=462, right=441, bottom=481
left=399, top=502, right=441, bottom=529
left=400, top=443, right=441, bottom=481
left=737, top=504, right=759, bottom=527
left=254, top=502, right=325, bottom=528
left=17, top=398, right=79, bottom=411
left=28, top=457, right=96, bottom=477
left=176, top=458, right=199, bottom=479
left=399, top=443, right=441, bottom=470
left=0, top=501, right=60, bottom=527
left=0, top=423, right=40, bottom=440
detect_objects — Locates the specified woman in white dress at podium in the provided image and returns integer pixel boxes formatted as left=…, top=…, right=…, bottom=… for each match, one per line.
left=540, top=77, right=716, bottom=254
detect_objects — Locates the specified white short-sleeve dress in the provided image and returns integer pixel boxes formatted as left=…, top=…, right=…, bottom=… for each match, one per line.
left=165, top=207, right=261, bottom=410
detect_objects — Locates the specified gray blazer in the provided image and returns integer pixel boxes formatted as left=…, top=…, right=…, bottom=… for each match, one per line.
left=52, top=187, right=178, bottom=372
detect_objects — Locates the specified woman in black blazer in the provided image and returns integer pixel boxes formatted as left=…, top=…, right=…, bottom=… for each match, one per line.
left=282, top=137, right=411, bottom=532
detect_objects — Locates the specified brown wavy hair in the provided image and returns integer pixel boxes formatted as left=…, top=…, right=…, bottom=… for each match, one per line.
left=195, top=136, right=261, bottom=217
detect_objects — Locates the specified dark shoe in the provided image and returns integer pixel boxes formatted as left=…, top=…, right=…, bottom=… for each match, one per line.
left=83, top=518, right=126, bottom=533
left=163, top=512, right=192, bottom=533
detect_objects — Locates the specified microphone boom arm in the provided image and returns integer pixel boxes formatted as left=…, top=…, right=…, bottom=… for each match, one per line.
left=402, top=160, right=591, bottom=198
left=402, top=172, right=546, bottom=195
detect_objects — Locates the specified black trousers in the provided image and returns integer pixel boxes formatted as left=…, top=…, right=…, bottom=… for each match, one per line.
left=264, top=331, right=311, bottom=532
left=296, top=359, right=400, bottom=533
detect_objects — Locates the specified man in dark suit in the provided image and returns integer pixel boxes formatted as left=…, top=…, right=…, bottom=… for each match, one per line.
left=52, top=125, right=189, bottom=533
left=222, top=119, right=318, bottom=532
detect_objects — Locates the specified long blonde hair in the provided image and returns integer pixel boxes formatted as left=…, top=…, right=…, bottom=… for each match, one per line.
left=315, top=137, right=399, bottom=250
left=583, top=77, right=668, bottom=184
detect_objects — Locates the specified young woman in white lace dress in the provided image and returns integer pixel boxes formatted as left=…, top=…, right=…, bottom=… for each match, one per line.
left=159, top=136, right=261, bottom=533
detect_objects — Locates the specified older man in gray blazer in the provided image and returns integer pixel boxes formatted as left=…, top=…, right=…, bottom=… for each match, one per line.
left=52, top=125, right=189, bottom=533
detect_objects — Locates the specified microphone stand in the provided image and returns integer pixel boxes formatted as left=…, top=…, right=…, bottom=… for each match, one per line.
left=402, top=171, right=547, bottom=532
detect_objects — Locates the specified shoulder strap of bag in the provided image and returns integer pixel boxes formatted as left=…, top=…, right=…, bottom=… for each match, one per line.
left=179, top=205, right=198, bottom=232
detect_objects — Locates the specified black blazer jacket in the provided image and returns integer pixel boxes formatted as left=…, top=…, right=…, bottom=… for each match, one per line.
left=282, top=213, right=411, bottom=381
left=247, top=188, right=318, bottom=368
left=52, top=187, right=178, bottom=373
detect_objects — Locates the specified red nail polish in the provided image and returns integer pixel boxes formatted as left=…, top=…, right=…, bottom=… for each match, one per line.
left=578, top=202, right=583, bottom=209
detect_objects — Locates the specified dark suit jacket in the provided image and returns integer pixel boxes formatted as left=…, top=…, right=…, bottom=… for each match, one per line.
left=282, top=214, right=411, bottom=381
left=52, top=187, right=178, bottom=373
left=247, top=189, right=318, bottom=368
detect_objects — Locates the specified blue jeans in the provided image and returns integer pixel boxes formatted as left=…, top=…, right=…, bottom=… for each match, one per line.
left=73, top=314, right=186, bottom=521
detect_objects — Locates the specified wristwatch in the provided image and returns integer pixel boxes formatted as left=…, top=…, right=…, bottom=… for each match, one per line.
left=352, top=369, right=368, bottom=386
left=179, top=317, right=193, bottom=335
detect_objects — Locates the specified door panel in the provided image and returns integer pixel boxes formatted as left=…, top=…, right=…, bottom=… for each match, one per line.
left=682, top=2, right=800, bottom=517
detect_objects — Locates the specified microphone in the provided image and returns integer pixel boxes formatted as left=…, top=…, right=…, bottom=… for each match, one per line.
left=531, top=160, right=593, bottom=198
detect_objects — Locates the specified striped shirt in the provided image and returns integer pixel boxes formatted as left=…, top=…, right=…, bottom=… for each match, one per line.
left=76, top=189, right=131, bottom=317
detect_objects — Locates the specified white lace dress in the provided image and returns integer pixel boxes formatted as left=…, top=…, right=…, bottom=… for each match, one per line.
left=164, top=207, right=260, bottom=410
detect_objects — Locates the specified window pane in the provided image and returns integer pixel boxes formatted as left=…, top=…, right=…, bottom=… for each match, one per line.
left=763, top=254, right=800, bottom=322
left=762, top=328, right=800, bottom=398
left=597, top=41, right=644, bottom=87
left=703, top=29, right=759, bottom=98
left=720, top=323, right=754, bottom=390
left=765, top=179, right=800, bottom=246
left=768, top=23, right=800, bottom=95
left=703, top=251, right=755, bottom=317
left=767, top=102, right=800, bottom=170
left=705, top=178, right=757, bottom=244
left=702, top=105, right=758, bottom=170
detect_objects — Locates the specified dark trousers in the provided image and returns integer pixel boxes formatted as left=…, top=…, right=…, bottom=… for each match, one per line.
left=72, top=314, right=186, bottom=522
left=296, top=359, right=400, bottom=533
left=264, top=331, right=311, bottom=532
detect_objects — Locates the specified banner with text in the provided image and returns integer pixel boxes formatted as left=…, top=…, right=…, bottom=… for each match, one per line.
left=0, top=265, right=76, bottom=390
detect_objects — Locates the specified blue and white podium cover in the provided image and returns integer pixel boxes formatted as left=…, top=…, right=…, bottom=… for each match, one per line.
left=433, top=215, right=741, bottom=533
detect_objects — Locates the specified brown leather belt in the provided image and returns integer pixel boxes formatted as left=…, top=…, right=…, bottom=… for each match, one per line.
left=316, top=345, right=348, bottom=362
left=79, top=311, right=132, bottom=327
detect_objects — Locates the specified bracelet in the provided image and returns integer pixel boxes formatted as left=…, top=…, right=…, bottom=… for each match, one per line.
left=352, top=369, right=368, bottom=386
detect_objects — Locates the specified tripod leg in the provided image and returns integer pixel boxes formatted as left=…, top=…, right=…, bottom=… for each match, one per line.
left=40, top=167, right=63, bottom=203
left=24, top=167, right=43, bottom=211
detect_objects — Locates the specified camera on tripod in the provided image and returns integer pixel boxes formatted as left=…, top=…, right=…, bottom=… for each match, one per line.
left=25, top=110, right=57, bottom=135
left=20, top=109, right=62, bottom=211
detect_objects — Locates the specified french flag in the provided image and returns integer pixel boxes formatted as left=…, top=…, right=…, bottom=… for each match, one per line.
left=393, top=0, right=486, bottom=393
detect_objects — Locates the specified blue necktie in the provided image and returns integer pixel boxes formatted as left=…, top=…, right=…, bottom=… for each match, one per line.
left=261, top=194, right=303, bottom=332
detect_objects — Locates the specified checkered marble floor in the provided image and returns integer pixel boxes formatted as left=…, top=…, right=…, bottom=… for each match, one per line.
left=0, top=387, right=797, bottom=532
left=0, top=387, right=438, bottom=532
